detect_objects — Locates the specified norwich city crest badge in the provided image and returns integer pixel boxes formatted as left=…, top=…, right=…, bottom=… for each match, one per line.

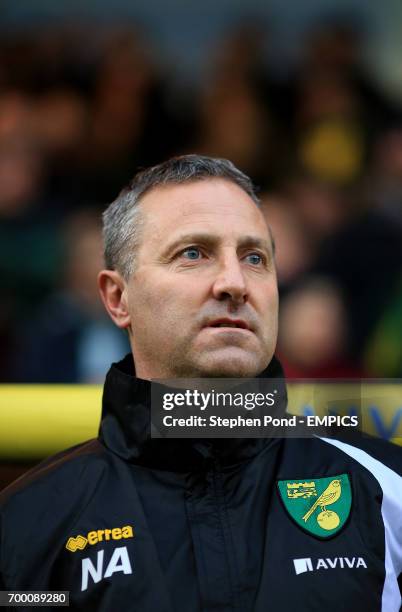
left=277, top=474, right=351, bottom=538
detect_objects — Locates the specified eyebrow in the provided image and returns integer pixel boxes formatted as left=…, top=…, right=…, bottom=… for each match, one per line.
left=162, top=232, right=274, bottom=256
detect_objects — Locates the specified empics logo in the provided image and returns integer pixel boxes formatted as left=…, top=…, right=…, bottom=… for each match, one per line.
left=66, top=525, right=134, bottom=552
left=293, top=556, right=367, bottom=575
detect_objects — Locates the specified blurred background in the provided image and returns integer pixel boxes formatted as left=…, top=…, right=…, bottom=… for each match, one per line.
left=0, top=1, right=401, bottom=385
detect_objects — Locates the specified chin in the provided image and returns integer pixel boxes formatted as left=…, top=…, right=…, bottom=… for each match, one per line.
left=198, top=352, right=264, bottom=378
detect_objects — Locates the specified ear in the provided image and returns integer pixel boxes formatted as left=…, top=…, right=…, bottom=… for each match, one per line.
left=97, top=269, right=130, bottom=329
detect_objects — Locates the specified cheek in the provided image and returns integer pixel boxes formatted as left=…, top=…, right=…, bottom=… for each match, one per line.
left=128, top=276, right=195, bottom=326
left=128, top=283, right=166, bottom=321
left=256, top=283, right=279, bottom=347
left=257, top=282, right=279, bottom=316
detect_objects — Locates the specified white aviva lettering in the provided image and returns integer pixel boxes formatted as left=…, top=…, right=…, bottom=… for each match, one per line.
left=293, top=556, right=367, bottom=574
left=81, top=546, right=133, bottom=591
left=315, top=557, right=366, bottom=570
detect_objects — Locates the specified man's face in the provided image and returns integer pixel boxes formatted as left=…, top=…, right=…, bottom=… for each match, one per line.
left=124, top=178, right=278, bottom=378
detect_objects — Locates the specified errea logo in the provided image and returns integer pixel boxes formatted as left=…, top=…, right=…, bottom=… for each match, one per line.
left=66, top=525, right=134, bottom=552
left=293, top=556, right=367, bottom=575
left=66, top=535, right=87, bottom=552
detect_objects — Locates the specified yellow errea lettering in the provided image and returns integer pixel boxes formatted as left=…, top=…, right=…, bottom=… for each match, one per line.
left=104, top=529, right=112, bottom=540
left=66, top=525, right=134, bottom=552
left=122, top=526, right=133, bottom=538
left=97, top=529, right=105, bottom=542
left=87, top=531, right=98, bottom=545
left=112, top=528, right=122, bottom=539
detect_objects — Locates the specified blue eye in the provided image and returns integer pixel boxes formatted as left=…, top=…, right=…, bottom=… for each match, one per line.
left=245, top=253, right=263, bottom=265
left=182, top=247, right=202, bottom=260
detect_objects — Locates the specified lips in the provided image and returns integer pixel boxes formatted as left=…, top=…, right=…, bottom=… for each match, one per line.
left=205, top=318, right=250, bottom=330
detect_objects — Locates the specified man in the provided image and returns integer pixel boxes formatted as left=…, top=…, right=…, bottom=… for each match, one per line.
left=0, top=155, right=401, bottom=611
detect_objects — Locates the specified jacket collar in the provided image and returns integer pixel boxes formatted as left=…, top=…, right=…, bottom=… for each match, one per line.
left=99, top=353, right=287, bottom=471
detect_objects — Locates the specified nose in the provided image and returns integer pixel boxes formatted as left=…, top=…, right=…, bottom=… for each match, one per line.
left=211, top=252, right=248, bottom=306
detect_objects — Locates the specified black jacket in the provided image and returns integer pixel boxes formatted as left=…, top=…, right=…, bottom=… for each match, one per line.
left=1, top=355, right=402, bottom=611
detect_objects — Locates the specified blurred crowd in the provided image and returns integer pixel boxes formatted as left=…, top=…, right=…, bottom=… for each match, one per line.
left=0, top=19, right=401, bottom=382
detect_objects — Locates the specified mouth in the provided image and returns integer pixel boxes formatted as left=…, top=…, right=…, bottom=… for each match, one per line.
left=205, top=318, right=251, bottom=331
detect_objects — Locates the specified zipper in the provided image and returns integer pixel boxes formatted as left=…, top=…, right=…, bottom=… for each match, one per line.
left=210, top=452, right=243, bottom=612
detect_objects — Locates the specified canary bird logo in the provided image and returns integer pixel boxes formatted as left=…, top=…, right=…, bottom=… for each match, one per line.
left=278, top=474, right=351, bottom=539
left=302, top=479, right=341, bottom=530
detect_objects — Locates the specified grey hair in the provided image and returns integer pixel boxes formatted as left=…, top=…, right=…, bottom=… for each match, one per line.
left=102, top=154, right=260, bottom=279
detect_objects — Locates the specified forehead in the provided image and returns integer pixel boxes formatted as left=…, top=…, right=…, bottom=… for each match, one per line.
left=139, top=178, right=270, bottom=244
